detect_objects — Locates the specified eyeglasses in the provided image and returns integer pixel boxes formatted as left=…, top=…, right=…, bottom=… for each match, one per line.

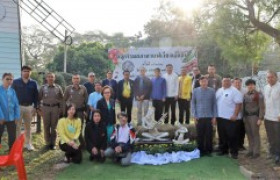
left=103, top=92, right=111, bottom=94
left=5, top=78, right=13, bottom=81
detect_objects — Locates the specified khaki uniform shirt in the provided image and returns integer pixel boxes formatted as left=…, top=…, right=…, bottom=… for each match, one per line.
left=243, top=90, right=265, bottom=120
left=39, top=83, right=64, bottom=108
left=64, top=85, right=88, bottom=109
left=205, top=74, right=222, bottom=91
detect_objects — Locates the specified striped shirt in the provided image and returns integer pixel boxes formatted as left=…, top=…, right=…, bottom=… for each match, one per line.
left=191, top=87, right=217, bottom=118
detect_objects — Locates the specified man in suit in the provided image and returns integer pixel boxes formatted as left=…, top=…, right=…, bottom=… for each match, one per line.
left=192, top=66, right=201, bottom=90
left=134, top=67, right=152, bottom=125
left=117, top=70, right=134, bottom=123
left=102, top=70, right=117, bottom=99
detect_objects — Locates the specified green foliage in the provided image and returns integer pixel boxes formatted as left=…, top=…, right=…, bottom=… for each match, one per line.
left=30, top=72, right=44, bottom=85
left=47, top=42, right=110, bottom=78
left=144, top=1, right=196, bottom=47
left=56, top=72, right=87, bottom=87
left=54, top=73, right=66, bottom=89
left=134, top=142, right=197, bottom=155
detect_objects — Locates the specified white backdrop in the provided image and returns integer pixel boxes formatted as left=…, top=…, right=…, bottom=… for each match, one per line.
left=110, top=47, right=197, bottom=81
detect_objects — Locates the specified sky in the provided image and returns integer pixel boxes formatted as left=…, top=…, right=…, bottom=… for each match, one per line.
left=20, top=0, right=202, bottom=37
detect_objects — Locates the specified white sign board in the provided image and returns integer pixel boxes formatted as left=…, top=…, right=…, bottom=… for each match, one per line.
left=109, top=47, right=197, bottom=81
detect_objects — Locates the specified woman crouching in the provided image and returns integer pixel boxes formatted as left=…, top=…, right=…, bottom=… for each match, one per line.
left=85, top=109, right=107, bottom=162
left=57, top=104, right=82, bottom=164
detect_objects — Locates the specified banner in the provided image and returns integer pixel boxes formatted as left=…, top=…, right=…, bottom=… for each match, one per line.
left=108, top=47, right=197, bottom=81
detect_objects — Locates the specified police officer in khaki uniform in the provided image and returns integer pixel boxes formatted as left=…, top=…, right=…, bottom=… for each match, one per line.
left=243, top=79, right=264, bottom=159
left=64, top=73, right=88, bottom=147
left=39, top=72, right=64, bottom=150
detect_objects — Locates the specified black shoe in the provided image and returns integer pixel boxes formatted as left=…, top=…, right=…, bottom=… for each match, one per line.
left=251, top=154, right=260, bottom=159
left=89, top=155, right=94, bottom=161
left=245, top=152, right=253, bottom=158
left=239, top=146, right=246, bottom=151
left=217, top=152, right=227, bottom=156
left=275, top=156, right=280, bottom=164
left=231, top=154, right=238, bottom=159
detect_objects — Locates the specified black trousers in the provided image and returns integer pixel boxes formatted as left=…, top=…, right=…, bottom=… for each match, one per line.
left=120, top=98, right=133, bottom=123
left=178, top=99, right=190, bottom=124
left=219, top=119, right=238, bottom=156
left=196, top=118, right=213, bottom=154
left=164, top=97, right=176, bottom=125
left=59, top=143, right=82, bottom=164
left=0, top=121, right=16, bottom=149
left=77, top=111, right=86, bottom=149
left=152, top=100, right=164, bottom=121
left=217, top=118, right=223, bottom=150
left=236, top=119, right=246, bottom=148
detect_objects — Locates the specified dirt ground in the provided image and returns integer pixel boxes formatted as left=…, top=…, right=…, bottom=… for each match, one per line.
left=237, top=125, right=280, bottom=180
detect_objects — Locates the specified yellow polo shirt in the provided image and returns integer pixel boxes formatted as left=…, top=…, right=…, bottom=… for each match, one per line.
left=178, top=75, right=192, bottom=100
left=57, top=117, right=81, bottom=145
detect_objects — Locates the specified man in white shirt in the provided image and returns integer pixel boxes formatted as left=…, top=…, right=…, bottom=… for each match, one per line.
left=163, top=64, right=179, bottom=125
left=216, top=75, right=243, bottom=159
left=264, top=70, right=280, bottom=165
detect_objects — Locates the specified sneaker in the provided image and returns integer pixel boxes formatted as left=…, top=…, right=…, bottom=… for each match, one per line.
left=25, top=144, right=35, bottom=151
left=49, top=144, right=56, bottom=150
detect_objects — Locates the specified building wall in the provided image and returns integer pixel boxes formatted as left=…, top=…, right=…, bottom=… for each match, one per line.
left=0, top=0, right=21, bottom=80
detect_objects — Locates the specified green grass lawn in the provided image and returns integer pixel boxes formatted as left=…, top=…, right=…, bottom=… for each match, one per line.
left=56, top=153, right=245, bottom=180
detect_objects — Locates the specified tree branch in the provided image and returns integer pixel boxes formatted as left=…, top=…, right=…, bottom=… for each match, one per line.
left=266, top=7, right=280, bottom=24
left=245, top=0, right=280, bottom=43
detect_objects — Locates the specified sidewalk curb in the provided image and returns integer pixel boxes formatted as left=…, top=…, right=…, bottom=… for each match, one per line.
left=239, top=165, right=264, bottom=180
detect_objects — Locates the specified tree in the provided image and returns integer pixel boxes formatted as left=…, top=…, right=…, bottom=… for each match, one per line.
left=144, top=1, right=196, bottom=47
left=194, top=0, right=271, bottom=75
left=47, top=42, right=110, bottom=78
left=22, top=25, right=57, bottom=71
left=203, top=0, right=280, bottom=45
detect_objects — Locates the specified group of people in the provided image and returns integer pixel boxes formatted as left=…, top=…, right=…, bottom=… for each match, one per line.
left=0, top=63, right=280, bottom=166
left=192, top=67, right=280, bottom=165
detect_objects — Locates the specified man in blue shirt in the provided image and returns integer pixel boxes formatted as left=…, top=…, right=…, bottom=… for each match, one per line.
left=87, top=82, right=103, bottom=121
left=151, top=68, right=166, bottom=121
left=0, top=73, right=20, bottom=150
left=12, top=65, right=38, bottom=151
left=191, top=76, right=216, bottom=156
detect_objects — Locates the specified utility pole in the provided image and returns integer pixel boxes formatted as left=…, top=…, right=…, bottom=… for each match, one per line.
left=64, top=30, right=68, bottom=73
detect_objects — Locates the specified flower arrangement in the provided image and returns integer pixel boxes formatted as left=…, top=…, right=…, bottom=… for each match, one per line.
left=133, top=142, right=197, bottom=155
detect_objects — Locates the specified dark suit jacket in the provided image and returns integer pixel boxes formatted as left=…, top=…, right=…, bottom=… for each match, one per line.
left=102, top=79, right=117, bottom=99
left=85, top=121, right=107, bottom=153
left=117, top=79, right=134, bottom=101
left=96, top=98, right=116, bottom=125
left=192, top=74, right=201, bottom=89
left=134, top=76, right=152, bottom=100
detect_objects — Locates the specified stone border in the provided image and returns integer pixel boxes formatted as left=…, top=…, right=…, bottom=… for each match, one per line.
left=239, top=165, right=264, bottom=180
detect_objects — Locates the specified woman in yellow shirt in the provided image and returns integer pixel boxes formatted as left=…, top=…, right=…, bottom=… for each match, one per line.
left=58, top=104, right=82, bottom=163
